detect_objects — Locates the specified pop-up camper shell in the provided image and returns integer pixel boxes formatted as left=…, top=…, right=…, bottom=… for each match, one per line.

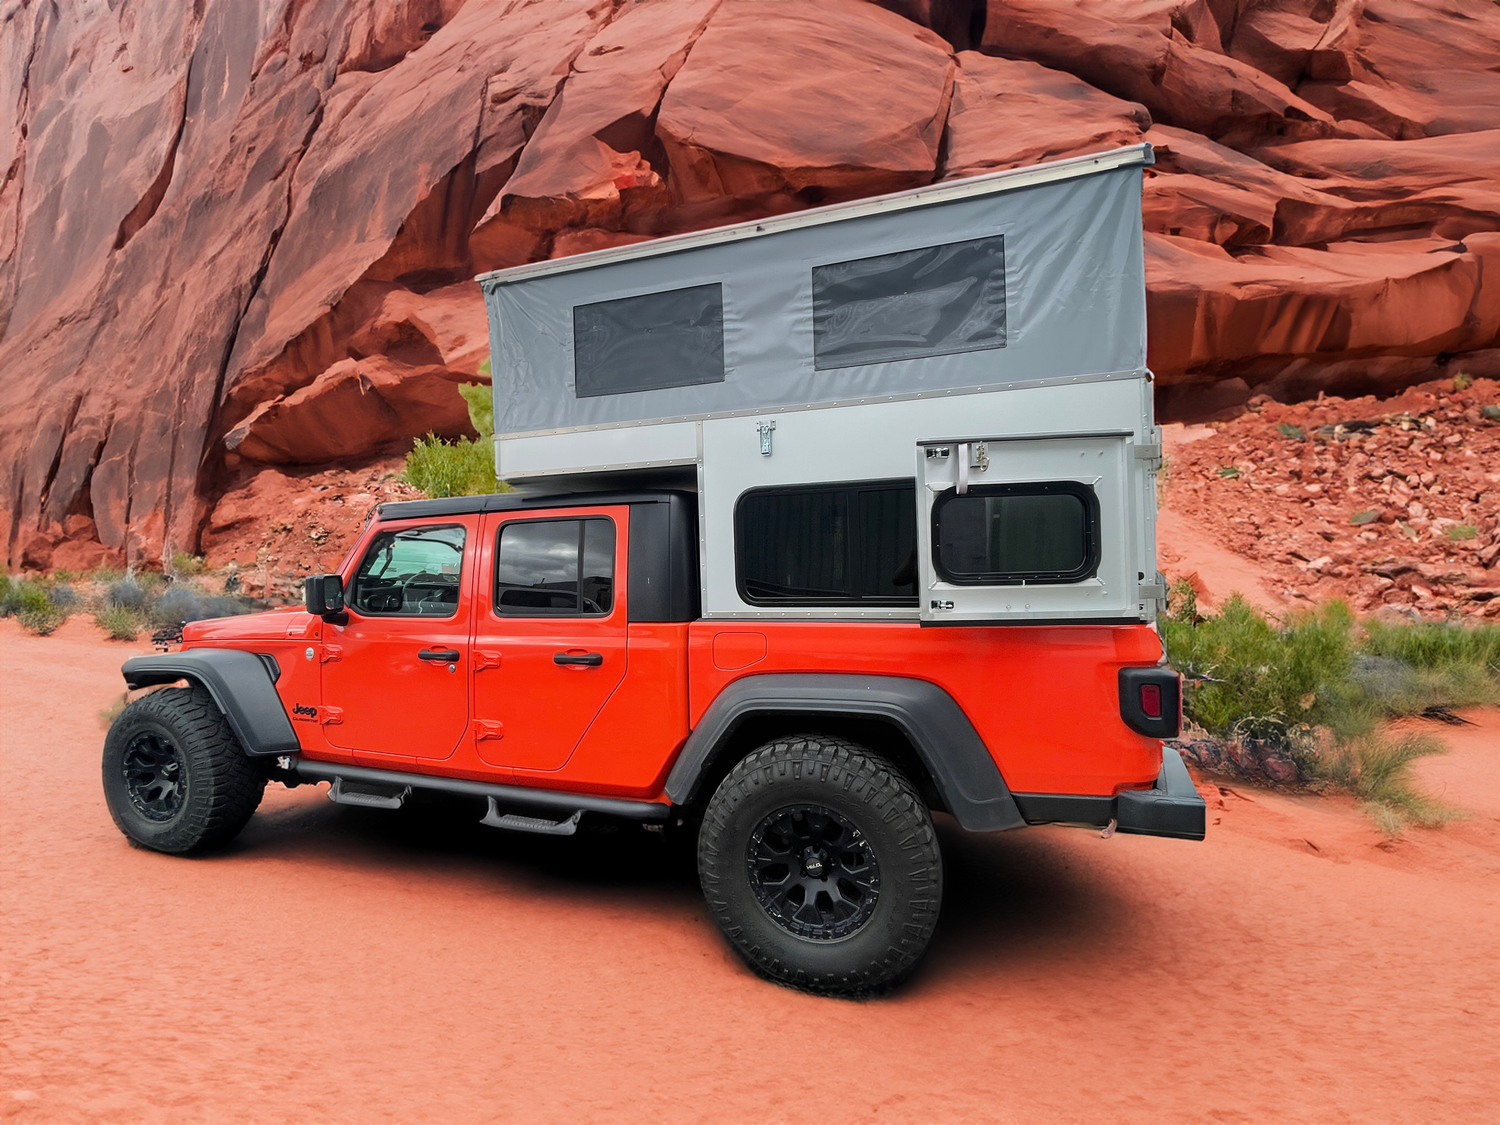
left=477, top=144, right=1163, bottom=626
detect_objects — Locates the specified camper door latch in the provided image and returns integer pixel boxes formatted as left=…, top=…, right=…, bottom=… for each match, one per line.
left=756, top=419, right=776, bottom=455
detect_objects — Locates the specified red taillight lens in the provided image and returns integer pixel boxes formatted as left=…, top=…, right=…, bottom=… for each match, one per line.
left=1140, top=683, right=1162, bottom=719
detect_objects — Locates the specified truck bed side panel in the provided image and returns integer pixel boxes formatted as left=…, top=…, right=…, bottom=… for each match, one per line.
left=687, top=621, right=1163, bottom=796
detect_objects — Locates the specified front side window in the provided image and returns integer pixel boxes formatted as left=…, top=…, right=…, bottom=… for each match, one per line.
left=812, top=234, right=1006, bottom=370
left=495, top=518, right=615, bottom=615
left=349, top=525, right=466, bottom=616
left=933, top=483, right=1098, bottom=585
left=736, top=481, right=917, bottom=606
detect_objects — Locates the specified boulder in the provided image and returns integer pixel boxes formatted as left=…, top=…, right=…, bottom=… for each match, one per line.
left=656, top=0, right=956, bottom=203
left=981, top=0, right=1332, bottom=139
left=942, top=52, right=1149, bottom=177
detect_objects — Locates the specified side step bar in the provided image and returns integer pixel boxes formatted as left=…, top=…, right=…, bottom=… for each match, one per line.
left=327, top=776, right=411, bottom=809
left=481, top=801, right=583, bottom=836
left=293, top=758, right=671, bottom=822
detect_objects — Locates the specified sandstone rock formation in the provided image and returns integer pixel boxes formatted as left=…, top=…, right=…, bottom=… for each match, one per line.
left=2, top=0, right=1498, bottom=568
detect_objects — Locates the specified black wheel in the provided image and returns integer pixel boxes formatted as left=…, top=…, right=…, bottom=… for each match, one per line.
left=102, top=685, right=266, bottom=854
left=698, top=736, right=943, bottom=997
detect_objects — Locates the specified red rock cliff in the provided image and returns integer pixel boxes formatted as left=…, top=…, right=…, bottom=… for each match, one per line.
left=2, top=0, right=1498, bottom=568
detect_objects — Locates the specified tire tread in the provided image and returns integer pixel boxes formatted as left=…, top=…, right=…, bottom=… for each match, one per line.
left=698, top=735, right=942, bottom=997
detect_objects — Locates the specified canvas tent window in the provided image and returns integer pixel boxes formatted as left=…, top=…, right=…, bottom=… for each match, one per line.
left=572, top=283, right=726, bottom=398
left=812, top=235, right=1006, bottom=370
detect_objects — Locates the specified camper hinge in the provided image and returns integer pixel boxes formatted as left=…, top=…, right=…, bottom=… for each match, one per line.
left=1137, top=582, right=1167, bottom=601
left=1133, top=428, right=1163, bottom=470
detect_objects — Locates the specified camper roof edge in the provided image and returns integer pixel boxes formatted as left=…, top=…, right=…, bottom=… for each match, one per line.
left=474, top=143, right=1154, bottom=288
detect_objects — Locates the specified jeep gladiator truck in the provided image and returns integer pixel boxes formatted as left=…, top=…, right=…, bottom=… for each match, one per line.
left=105, top=146, right=1205, bottom=995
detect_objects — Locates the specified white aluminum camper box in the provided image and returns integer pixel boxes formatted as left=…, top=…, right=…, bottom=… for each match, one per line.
left=477, top=144, right=1163, bottom=626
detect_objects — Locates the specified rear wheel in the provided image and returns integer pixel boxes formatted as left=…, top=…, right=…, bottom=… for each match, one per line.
left=698, top=735, right=943, bottom=997
left=102, top=685, right=266, bottom=854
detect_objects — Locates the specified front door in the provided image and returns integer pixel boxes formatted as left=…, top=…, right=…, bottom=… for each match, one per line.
left=471, top=509, right=628, bottom=773
left=321, top=518, right=474, bottom=761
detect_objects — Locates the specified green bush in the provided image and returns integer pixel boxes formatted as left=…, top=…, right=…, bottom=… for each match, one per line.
left=403, top=432, right=498, bottom=498
left=1163, top=597, right=1496, bottom=832
left=171, top=552, right=205, bottom=576
left=401, top=378, right=511, bottom=499
left=1360, top=618, right=1500, bottom=675
left=95, top=604, right=144, bottom=641
left=1, top=577, right=66, bottom=633
left=1162, top=596, right=1355, bottom=741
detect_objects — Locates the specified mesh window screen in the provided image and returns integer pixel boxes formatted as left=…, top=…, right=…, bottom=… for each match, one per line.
left=812, top=235, right=1006, bottom=370
left=736, top=481, right=918, bottom=605
left=572, top=284, right=725, bottom=398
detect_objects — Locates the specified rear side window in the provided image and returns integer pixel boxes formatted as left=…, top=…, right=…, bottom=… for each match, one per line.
left=812, top=235, right=1006, bottom=370
left=932, top=483, right=1098, bottom=585
left=736, top=481, right=917, bottom=606
left=495, top=518, right=615, bottom=615
left=572, top=283, right=725, bottom=398
left=350, top=525, right=466, bottom=616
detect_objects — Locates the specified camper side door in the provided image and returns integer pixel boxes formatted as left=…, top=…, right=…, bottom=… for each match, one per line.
left=915, top=434, right=1141, bottom=625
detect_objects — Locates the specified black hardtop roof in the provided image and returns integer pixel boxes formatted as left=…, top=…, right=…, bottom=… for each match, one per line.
left=376, top=489, right=692, bottom=522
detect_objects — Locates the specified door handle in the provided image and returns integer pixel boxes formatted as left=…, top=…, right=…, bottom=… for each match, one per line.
left=553, top=652, right=603, bottom=667
left=418, top=649, right=461, bottom=662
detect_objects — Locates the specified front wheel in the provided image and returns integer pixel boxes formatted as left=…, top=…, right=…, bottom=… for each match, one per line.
left=102, top=685, right=266, bottom=854
left=697, top=736, right=943, bottom=997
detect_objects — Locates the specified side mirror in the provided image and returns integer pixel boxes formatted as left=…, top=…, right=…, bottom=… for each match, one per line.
left=304, top=574, right=345, bottom=617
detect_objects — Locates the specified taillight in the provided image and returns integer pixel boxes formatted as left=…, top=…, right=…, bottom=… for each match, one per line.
left=1118, top=667, right=1181, bottom=738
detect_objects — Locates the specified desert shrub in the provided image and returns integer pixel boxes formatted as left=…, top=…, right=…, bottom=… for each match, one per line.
left=1304, top=729, right=1458, bottom=830
left=1162, top=596, right=1355, bottom=741
left=1, top=577, right=66, bottom=633
left=105, top=577, right=150, bottom=611
left=401, top=379, right=512, bottom=499
left=171, top=552, right=205, bottom=576
left=403, top=432, right=498, bottom=498
left=149, top=587, right=246, bottom=625
left=1361, top=618, right=1500, bottom=675
left=95, top=604, right=144, bottom=641
left=1163, top=597, right=1490, bottom=833
left=48, top=583, right=80, bottom=610
left=459, top=380, right=493, bottom=436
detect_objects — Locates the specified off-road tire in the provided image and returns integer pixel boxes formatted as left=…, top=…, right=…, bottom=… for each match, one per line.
left=102, top=685, right=266, bottom=854
left=698, top=735, right=943, bottom=997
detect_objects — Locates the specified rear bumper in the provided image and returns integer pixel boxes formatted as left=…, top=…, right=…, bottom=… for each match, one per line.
left=1114, top=748, right=1206, bottom=840
left=1010, top=748, right=1207, bottom=841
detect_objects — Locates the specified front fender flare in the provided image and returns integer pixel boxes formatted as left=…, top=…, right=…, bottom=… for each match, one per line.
left=121, top=649, right=299, bottom=757
left=664, top=673, right=1025, bottom=832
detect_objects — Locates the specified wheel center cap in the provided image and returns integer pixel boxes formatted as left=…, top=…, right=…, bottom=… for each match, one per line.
left=802, top=846, right=827, bottom=878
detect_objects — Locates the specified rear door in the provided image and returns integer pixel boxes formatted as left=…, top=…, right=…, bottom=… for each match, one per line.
left=471, top=507, right=629, bottom=773
left=915, top=435, right=1142, bottom=624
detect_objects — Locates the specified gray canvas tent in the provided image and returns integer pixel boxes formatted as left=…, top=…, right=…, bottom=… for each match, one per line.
left=476, top=145, right=1162, bottom=624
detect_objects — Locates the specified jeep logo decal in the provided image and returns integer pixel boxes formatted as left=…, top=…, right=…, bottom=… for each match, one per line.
left=292, top=703, right=317, bottom=720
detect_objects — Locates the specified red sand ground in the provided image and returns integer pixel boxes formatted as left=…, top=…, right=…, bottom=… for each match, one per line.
left=3, top=615, right=1498, bottom=1123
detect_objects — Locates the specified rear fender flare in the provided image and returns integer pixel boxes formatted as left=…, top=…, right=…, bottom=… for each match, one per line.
left=121, top=649, right=299, bottom=757
left=664, top=673, right=1025, bottom=832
